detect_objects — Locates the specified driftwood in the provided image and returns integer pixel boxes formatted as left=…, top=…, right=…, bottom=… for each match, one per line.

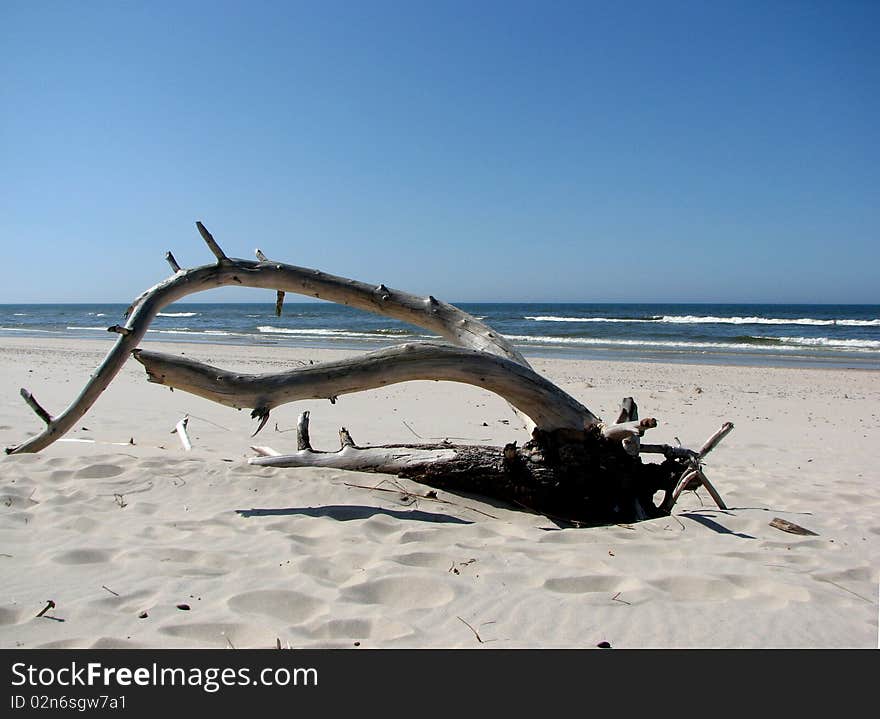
left=769, top=518, right=818, bottom=536
left=131, top=343, right=597, bottom=435
left=172, top=416, right=192, bottom=452
left=7, top=222, right=733, bottom=525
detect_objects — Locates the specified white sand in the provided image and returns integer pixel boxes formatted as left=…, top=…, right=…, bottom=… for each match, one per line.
left=0, top=337, right=877, bottom=648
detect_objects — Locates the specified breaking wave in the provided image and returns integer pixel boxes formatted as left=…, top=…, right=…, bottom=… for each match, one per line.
left=257, top=326, right=429, bottom=339
left=525, top=315, right=879, bottom=327
left=505, top=335, right=879, bottom=352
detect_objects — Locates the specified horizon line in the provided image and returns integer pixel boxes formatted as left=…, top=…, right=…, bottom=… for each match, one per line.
left=2, top=300, right=879, bottom=307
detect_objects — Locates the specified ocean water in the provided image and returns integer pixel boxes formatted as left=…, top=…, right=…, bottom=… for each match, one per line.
left=1, top=302, right=879, bottom=369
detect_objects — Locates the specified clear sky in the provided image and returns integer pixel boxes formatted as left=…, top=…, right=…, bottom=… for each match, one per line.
left=1, top=1, right=877, bottom=304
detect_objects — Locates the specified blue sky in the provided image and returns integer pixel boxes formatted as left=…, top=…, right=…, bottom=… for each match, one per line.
left=1, top=1, right=877, bottom=303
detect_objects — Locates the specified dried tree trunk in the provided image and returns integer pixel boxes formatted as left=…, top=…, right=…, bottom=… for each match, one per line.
left=6, top=223, right=556, bottom=454
left=7, top=222, right=732, bottom=526
left=132, top=342, right=598, bottom=434
left=247, top=412, right=684, bottom=524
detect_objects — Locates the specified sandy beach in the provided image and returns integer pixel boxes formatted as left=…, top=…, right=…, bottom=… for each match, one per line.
left=0, top=337, right=877, bottom=648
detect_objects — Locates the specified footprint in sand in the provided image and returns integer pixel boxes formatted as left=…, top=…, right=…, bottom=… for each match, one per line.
left=130, top=502, right=160, bottom=515
left=543, top=575, right=640, bottom=594
left=48, top=470, right=74, bottom=483
left=725, top=576, right=811, bottom=603
left=159, top=622, right=254, bottom=647
left=339, top=575, right=455, bottom=609
left=285, top=533, right=324, bottom=548
left=297, top=556, right=360, bottom=585
left=649, top=575, right=750, bottom=601
left=306, top=618, right=374, bottom=640
left=398, top=529, right=440, bottom=544
left=59, top=516, right=102, bottom=533
left=91, top=588, right=155, bottom=611
left=74, top=464, right=125, bottom=479
left=52, top=548, right=116, bottom=565
left=391, top=551, right=456, bottom=569
left=362, top=514, right=406, bottom=540
left=228, top=590, right=323, bottom=624
left=0, top=606, right=27, bottom=626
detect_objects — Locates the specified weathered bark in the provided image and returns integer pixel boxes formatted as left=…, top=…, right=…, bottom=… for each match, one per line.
left=131, top=342, right=599, bottom=434
left=5, top=221, right=733, bottom=526
left=249, top=413, right=684, bottom=524
left=7, top=222, right=550, bottom=454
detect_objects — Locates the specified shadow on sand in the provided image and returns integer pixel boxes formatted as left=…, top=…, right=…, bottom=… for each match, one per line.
left=236, top=504, right=473, bottom=525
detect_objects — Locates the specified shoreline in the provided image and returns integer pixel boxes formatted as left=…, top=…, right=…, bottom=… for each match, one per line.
left=3, top=331, right=879, bottom=372
left=3, top=300, right=879, bottom=371
left=1, top=336, right=878, bottom=648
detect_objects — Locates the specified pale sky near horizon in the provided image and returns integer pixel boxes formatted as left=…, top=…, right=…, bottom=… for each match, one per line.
left=1, top=1, right=877, bottom=304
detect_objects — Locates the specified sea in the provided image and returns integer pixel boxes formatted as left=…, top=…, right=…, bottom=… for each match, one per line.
left=1, top=303, right=879, bottom=369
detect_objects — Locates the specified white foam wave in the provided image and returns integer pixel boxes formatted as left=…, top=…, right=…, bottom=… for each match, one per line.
left=66, top=326, right=241, bottom=337
left=145, top=328, right=243, bottom=337
left=157, top=312, right=199, bottom=317
left=506, top=335, right=879, bottom=353
left=507, top=335, right=754, bottom=350
left=770, top=336, right=880, bottom=350
left=660, top=315, right=880, bottom=327
left=526, top=314, right=880, bottom=327
left=1, top=326, right=53, bottom=333
left=526, top=316, right=654, bottom=323
left=257, top=326, right=422, bottom=340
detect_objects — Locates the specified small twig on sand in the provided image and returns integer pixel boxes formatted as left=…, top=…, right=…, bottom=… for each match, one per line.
left=457, top=616, right=484, bottom=644
left=101, top=585, right=120, bottom=597
left=402, top=420, right=423, bottom=439
left=36, top=600, right=55, bottom=618
left=817, top=579, right=873, bottom=604
left=611, top=592, right=631, bottom=606
left=769, top=517, right=818, bottom=536
left=182, top=414, right=231, bottom=432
